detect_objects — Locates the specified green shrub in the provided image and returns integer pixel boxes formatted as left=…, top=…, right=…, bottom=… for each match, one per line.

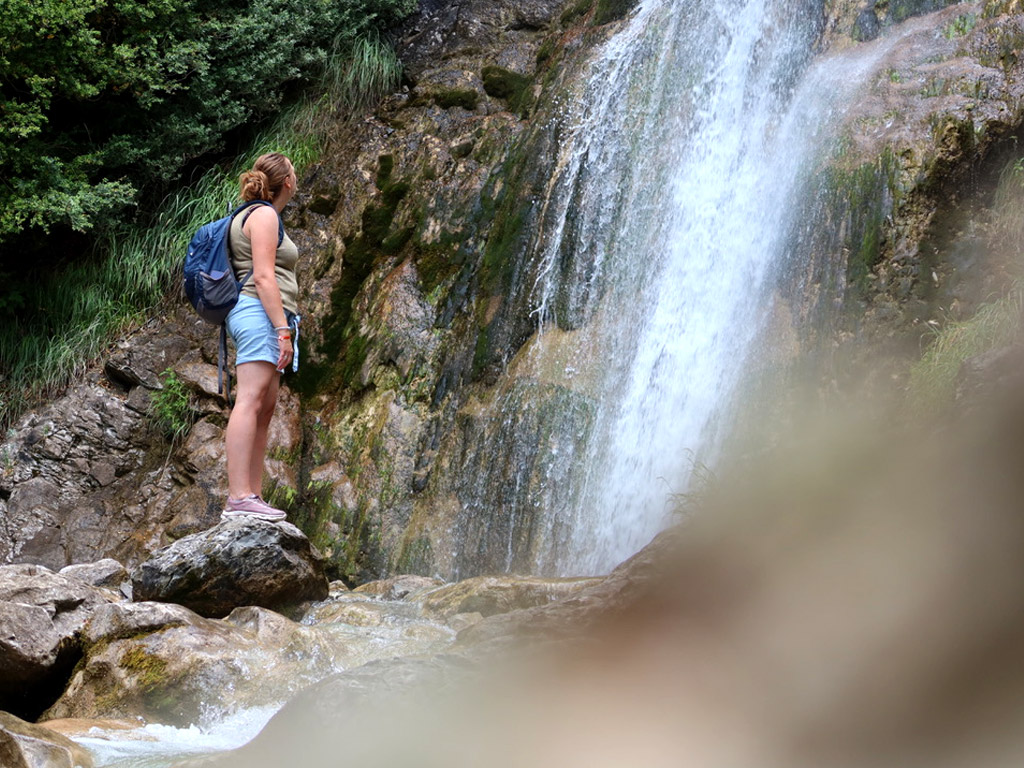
left=0, top=0, right=414, bottom=249
left=149, top=369, right=196, bottom=443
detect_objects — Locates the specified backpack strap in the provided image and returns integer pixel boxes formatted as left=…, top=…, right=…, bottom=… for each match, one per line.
left=219, top=201, right=285, bottom=400
left=228, top=200, right=283, bottom=291
left=218, top=322, right=230, bottom=399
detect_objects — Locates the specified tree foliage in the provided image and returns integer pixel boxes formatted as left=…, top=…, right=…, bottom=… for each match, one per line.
left=0, top=0, right=413, bottom=244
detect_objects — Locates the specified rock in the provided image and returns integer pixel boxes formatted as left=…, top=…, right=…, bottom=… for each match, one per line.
left=446, top=611, right=483, bottom=632
left=182, top=654, right=477, bottom=768
left=43, top=604, right=339, bottom=727
left=419, top=575, right=603, bottom=619
left=352, top=574, right=445, bottom=600
left=955, top=344, right=1024, bottom=411
left=0, top=564, right=118, bottom=719
left=58, top=558, right=128, bottom=590
left=0, top=712, right=94, bottom=768
left=131, top=519, right=329, bottom=618
left=82, top=601, right=198, bottom=645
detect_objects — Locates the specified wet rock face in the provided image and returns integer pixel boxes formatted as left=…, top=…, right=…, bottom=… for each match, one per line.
left=131, top=519, right=329, bottom=618
left=0, top=564, right=119, bottom=720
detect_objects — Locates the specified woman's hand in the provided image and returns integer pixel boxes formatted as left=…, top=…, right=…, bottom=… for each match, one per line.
left=276, top=331, right=293, bottom=373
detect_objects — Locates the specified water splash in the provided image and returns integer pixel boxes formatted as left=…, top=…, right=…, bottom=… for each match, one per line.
left=74, top=705, right=279, bottom=767
left=510, top=0, right=901, bottom=575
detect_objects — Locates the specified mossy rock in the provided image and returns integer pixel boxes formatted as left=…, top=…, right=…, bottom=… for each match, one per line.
left=432, top=89, right=480, bottom=111
left=482, top=66, right=534, bottom=115
left=560, top=0, right=593, bottom=26
left=593, top=0, right=639, bottom=25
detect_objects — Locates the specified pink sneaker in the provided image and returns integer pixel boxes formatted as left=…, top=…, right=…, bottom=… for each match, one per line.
left=221, top=494, right=286, bottom=522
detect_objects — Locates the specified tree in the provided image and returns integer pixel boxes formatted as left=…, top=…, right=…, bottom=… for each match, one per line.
left=0, top=0, right=413, bottom=249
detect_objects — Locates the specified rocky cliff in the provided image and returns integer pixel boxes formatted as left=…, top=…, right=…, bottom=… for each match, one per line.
left=2, top=0, right=1022, bottom=581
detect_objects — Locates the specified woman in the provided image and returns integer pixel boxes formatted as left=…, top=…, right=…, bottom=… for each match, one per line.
left=221, top=152, right=300, bottom=521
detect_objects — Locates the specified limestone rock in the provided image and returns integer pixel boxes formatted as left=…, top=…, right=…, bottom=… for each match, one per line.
left=0, top=564, right=118, bottom=719
left=0, top=712, right=94, bottom=768
left=43, top=603, right=338, bottom=727
left=352, top=574, right=445, bottom=600
left=58, top=558, right=128, bottom=591
left=131, top=519, right=329, bottom=618
left=82, top=601, right=199, bottom=646
left=420, top=574, right=603, bottom=619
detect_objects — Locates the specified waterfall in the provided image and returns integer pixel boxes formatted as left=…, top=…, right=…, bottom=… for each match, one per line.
left=443, top=0, right=917, bottom=578
left=512, top=0, right=832, bottom=575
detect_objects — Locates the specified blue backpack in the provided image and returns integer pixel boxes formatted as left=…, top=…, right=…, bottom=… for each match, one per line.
left=183, top=200, right=283, bottom=395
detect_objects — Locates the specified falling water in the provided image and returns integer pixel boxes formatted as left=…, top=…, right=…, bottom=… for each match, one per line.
left=508, top=0, right=889, bottom=575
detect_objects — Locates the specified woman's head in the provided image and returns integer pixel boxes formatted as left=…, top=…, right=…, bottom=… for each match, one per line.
left=239, top=152, right=295, bottom=203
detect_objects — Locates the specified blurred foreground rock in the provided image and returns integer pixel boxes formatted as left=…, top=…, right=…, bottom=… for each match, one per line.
left=180, top=391, right=1024, bottom=768
left=131, top=519, right=329, bottom=618
left=0, top=712, right=94, bottom=768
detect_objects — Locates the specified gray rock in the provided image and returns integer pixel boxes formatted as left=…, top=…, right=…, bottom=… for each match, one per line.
left=0, top=564, right=117, bottom=719
left=44, top=604, right=340, bottom=727
left=58, top=558, right=128, bottom=590
left=0, top=712, right=94, bottom=768
left=352, top=574, right=445, bottom=600
left=131, top=519, right=329, bottom=618
left=82, top=601, right=200, bottom=646
left=420, top=574, right=603, bottom=619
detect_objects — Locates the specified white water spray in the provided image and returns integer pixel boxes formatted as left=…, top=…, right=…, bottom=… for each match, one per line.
left=516, top=0, right=899, bottom=574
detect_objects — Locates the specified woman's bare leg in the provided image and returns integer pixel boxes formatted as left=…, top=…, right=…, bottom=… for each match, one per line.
left=248, top=370, right=280, bottom=496
left=225, top=361, right=278, bottom=499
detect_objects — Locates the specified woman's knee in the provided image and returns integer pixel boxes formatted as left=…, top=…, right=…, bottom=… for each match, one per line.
left=234, top=384, right=273, bottom=417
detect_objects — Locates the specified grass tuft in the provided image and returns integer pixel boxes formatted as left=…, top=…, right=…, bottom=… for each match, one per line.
left=906, top=285, right=1023, bottom=414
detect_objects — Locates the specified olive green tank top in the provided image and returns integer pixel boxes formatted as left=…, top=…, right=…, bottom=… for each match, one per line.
left=229, top=206, right=299, bottom=315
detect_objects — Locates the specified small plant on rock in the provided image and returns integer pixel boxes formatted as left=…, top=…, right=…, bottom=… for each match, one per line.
left=149, top=369, right=196, bottom=444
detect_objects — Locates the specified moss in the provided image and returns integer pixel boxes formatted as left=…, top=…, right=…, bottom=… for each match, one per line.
left=394, top=533, right=434, bottom=574
left=593, top=0, right=639, bottom=24
left=383, top=225, right=415, bottom=254
left=414, top=241, right=462, bottom=297
left=451, top=140, right=474, bottom=159
left=376, top=154, right=395, bottom=189
left=822, top=147, right=900, bottom=297
left=298, top=155, right=412, bottom=397
left=481, top=66, right=534, bottom=115
left=888, top=0, right=960, bottom=23
left=480, top=206, right=527, bottom=294
left=536, top=37, right=557, bottom=68
left=432, top=88, right=480, bottom=111
left=560, top=0, right=593, bottom=26
left=119, top=646, right=168, bottom=693
left=983, top=0, right=1023, bottom=17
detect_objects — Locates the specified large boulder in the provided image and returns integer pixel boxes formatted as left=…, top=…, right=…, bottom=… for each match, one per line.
left=131, top=519, right=329, bottom=618
left=42, top=602, right=339, bottom=727
left=0, top=712, right=94, bottom=768
left=0, top=564, right=118, bottom=719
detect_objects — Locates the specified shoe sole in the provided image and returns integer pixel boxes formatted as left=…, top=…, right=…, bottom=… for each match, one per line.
left=220, top=509, right=287, bottom=522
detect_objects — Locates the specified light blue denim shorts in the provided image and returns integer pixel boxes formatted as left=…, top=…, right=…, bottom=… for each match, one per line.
left=226, top=295, right=300, bottom=371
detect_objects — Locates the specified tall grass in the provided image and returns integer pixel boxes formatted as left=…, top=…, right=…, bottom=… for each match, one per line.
left=0, top=36, right=400, bottom=428
left=907, top=284, right=1023, bottom=414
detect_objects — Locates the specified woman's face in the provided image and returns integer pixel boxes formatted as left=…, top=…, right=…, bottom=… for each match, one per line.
left=282, top=161, right=297, bottom=203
